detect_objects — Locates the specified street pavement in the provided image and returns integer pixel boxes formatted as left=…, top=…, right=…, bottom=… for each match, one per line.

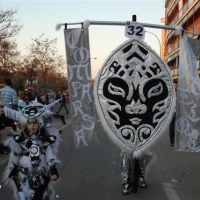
left=0, top=106, right=200, bottom=200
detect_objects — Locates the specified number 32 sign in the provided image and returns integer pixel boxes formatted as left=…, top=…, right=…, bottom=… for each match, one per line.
left=125, top=21, right=145, bottom=40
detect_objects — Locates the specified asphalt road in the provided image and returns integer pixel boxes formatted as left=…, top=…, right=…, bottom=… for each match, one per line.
left=0, top=113, right=200, bottom=200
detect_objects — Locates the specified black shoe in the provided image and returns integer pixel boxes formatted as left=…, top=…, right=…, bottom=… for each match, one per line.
left=170, top=142, right=174, bottom=146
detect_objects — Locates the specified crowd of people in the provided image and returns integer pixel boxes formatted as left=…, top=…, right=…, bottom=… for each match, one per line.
left=18, top=90, right=56, bottom=108
left=0, top=79, right=70, bottom=154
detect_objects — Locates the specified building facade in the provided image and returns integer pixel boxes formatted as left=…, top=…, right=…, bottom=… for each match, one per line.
left=163, top=0, right=200, bottom=82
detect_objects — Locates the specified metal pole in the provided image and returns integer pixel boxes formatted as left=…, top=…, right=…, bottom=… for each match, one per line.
left=131, top=14, right=139, bottom=194
left=57, top=20, right=178, bottom=31
left=58, top=20, right=199, bottom=36
left=145, top=31, right=162, bottom=56
left=132, top=15, right=136, bottom=22
left=132, top=158, right=139, bottom=193
left=88, top=20, right=177, bottom=31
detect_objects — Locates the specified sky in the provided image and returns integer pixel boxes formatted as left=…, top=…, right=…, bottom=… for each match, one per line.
left=0, top=0, right=165, bottom=79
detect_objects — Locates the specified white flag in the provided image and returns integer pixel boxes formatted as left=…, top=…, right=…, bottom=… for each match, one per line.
left=175, top=36, right=200, bottom=152
left=64, top=28, right=98, bottom=148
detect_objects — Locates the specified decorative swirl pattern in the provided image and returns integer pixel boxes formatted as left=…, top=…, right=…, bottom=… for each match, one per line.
left=94, top=37, right=174, bottom=154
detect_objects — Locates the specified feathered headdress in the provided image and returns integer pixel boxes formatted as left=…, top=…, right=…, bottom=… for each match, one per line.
left=3, top=99, right=62, bottom=128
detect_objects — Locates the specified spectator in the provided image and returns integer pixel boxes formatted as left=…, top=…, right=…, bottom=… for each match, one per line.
left=56, top=91, right=61, bottom=100
left=27, top=90, right=34, bottom=102
left=34, top=91, right=42, bottom=103
left=18, top=91, right=27, bottom=111
left=66, top=93, right=70, bottom=104
left=0, top=78, right=18, bottom=110
left=45, top=92, right=49, bottom=105
left=48, top=91, right=55, bottom=103
left=40, top=92, right=46, bottom=105
left=23, top=90, right=30, bottom=105
left=56, top=92, right=68, bottom=115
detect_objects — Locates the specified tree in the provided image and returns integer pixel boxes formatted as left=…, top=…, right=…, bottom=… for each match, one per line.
left=0, top=8, right=22, bottom=82
left=12, top=78, right=25, bottom=92
left=18, top=56, right=38, bottom=87
left=27, top=33, right=65, bottom=92
left=0, top=39, right=20, bottom=81
left=0, top=8, right=23, bottom=40
left=46, top=71, right=68, bottom=92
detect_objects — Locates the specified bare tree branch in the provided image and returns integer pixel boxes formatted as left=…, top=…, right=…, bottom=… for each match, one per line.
left=0, top=8, right=23, bottom=40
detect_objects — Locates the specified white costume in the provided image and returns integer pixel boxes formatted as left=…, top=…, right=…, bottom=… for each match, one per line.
left=2, top=101, right=61, bottom=200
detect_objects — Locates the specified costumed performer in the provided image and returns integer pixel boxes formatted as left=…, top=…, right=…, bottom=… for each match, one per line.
left=2, top=101, right=61, bottom=200
left=94, top=36, right=175, bottom=195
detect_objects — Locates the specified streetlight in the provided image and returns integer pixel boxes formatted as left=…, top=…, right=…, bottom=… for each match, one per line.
left=145, top=31, right=161, bottom=56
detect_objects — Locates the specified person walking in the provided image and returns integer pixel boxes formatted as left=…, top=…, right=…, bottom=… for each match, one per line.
left=56, top=91, right=68, bottom=115
left=0, top=78, right=18, bottom=110
left=66, top=93, right=70, bottom=104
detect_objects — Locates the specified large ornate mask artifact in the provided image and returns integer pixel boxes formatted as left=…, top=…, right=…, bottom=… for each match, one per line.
left=94, top=36, right=175, bottom=158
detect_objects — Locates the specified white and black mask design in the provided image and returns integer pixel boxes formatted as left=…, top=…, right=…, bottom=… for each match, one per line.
left=94, top=37, right=175, bottom=157
left=21, top=103, right=45, bottom=119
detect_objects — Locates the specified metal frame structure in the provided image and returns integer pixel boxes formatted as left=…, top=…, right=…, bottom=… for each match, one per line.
left=58, top=16, right=199, bottom=37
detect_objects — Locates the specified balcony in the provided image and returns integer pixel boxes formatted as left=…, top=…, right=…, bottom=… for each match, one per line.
left=166, top=0, right=197, bottom=27
left=165, top=0, right=198, bottom=45
left=166, top=0, right=178, bottom=14
left=165, top=39, right=180, bottom=59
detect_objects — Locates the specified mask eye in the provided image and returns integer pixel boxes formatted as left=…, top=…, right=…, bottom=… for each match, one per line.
left=148, top=82, right=163, bottom=98
left=108, top=83, right=125, bottom=98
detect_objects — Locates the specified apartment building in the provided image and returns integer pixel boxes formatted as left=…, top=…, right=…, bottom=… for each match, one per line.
left=163, top=0, right=200, bottom=82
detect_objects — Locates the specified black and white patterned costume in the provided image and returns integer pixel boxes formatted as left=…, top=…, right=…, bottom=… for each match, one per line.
left=2, top=101, right=61, bottom=200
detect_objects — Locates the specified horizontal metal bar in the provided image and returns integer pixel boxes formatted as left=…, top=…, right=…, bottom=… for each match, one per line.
left=89, top=20, right=125, bottom=26
left=89, top=20, right=176, bottom=31
left=88, top=20, right=199, bottom=36
left=59, top=20, right=199, bottom=37
left=66, top=22, right=82, bottom=25
left=59, top=20, right=177, bottom=31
